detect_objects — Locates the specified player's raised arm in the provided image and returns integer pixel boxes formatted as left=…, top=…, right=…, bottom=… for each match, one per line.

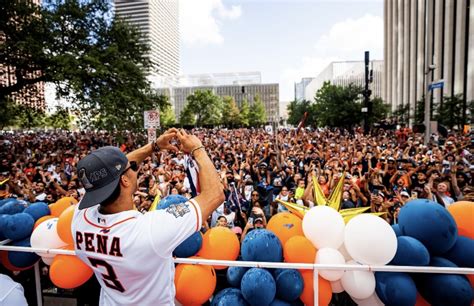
left=126, top=128, right=179, bottom=164
left=176, top=129, right=225, bottom=220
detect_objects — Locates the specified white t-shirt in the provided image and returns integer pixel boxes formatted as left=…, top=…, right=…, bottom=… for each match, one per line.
left=0, top=274, right=28, bottom=306
left=72, top=199, right=202, bottom=306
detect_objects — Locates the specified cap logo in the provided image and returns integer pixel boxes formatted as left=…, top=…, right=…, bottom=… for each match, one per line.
left=115, top=164, right=122, bottom=171
left=89, top=168, right=108, bottom=182
left=79, top=168, right=94, bottom=189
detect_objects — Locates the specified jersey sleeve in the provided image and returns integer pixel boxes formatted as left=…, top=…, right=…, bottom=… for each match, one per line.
left=144, top=199, right=202, bottom=257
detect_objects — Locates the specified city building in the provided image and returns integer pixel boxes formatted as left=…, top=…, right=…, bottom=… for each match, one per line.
left=114, top=0, right=179, bottom=77
left=383, top=0, right=474, bottom=122
left=294, top=78, right=315, bottom=101
left=0, top=0, right=45, bottom=111
left=156, top=72, right=279, bottom=123
left=304, top=60, right=383, bottom=102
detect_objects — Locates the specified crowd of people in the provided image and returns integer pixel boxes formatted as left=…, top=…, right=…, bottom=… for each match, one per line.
left=1, top=127, right=473, bottom=232
left=0, top=127, right=473, bottom=305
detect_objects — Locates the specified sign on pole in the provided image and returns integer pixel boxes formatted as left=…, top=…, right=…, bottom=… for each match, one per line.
left=147, top=128, right=157, bottom=143
left=144, top=110, right=160, bottom=129
left=428, top=80, right=444, bottom=91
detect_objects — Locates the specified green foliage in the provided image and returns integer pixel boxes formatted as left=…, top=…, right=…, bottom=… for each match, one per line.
left=413, top=98, right=426, bottom=125
left=1, top=0, right=158, bottom=131
left=313, top=82, right=364, bottom=128
left=392, top=104, right=410, bottom=125
left=45, top=107, right=73, bottom=129
left=159, top=101, right=176, bottom=127
left=222, top=96, right=241, bottom=127
left=0, top=99, right=19, bottom=129
left=179, top=105, right=196, bottom=126
left=239, top=99, right=250, bottom=127
left=436, top=94, right=471, bottom=129
left=370, top=97, right=390, bottom=125
left=181, top=90, right=222, bottom=126
left=12, top=104, right=47, bottom=129
left=248, top=95, right=267, bottom=127
left=286, top=100, right=313, bottom=126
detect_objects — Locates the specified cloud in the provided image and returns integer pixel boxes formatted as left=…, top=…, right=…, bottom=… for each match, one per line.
left=180, top=0, right=242, bottom=45
left=280, top=14, right=383, bottom=101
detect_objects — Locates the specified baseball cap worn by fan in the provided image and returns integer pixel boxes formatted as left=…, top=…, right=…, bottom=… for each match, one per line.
left=77, top=146, right=129, bottom=210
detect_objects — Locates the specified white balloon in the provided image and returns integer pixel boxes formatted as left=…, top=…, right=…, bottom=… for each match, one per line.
left=344, top=214, right=397, bottom=265
left=302, top=206, right=345, bottom=249
left=330, top=280, right=344, bottom=293
left=316, top=248, right=346, bottom=281
left=351, top=293, right=384, bottom=306
left=30, top=218, right=67, bottom=258
left=341, top=261, right=376, bottom=300
left=338, top=243, right=352, bottom=261
left=41, top=256, right=54, bottom=265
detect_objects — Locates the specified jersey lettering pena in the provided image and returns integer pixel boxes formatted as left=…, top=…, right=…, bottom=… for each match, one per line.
left=72, top=199, right=202, bottom=306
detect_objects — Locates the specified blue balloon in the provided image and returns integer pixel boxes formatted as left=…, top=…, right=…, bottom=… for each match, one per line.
left=275, top=269, right=303, bottom=302
left=156, top=194, right=188, bottom=210
left=24, top=202, right=50, bottom=221
left=0, top=214, right=8, bottom=240
left=241, top=268, right=276, bottom=306
left=390, top=236, right=430, bottom=266
left=211, top=288, right=248, bottom=306
left=7, top=237, right=40, bottom=268
left=443, top=236, right=474, bottom=268
left=3, top=213, right=35, bottom=240
left=416, top=257, right=473, bottom=306
left=398, top=199, right=457, bottom=254
left=227, top=266, right=249, bottom=288
left=0, top=198, right=16, bottom=207
left=391, top=224, right=402, bottom=237
left=241, top=229, right=283, bottom=262
left=173, top=231, right=202, bottom=258
left=375, top=272, right=417, bottom=306
left=0, top=200, right=26, bottom=215
left=270, top=299, right=292, bottom=306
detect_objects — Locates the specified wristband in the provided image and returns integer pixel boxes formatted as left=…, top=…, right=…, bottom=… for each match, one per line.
left=190, top=146, right=205, bottom=157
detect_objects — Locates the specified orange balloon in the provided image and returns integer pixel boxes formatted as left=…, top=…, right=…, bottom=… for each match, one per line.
left=49, top=245, right=93, bottom=289
left=468, top=274, right=474, bottom=288
left=284, top=235, right=317, bottom=263
left=300, top=270, right=332, bottom=306
left=49, top=197, right=78, bottom=217
left=174, top=257, right=216, bottom=305
left=57, top=205, right=77, bottom=245
left=447, top=201, right=474, bottom=239
left=34, top=215, right=55, bottom=230
left=197, top=227, right=240, bottom=269
left=267, top=212, right=304, bottom=246
left=415, top=293, right=430, bottom=306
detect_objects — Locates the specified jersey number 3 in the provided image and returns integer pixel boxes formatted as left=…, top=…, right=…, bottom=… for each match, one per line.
left=88, top=257, right=125, bottom=293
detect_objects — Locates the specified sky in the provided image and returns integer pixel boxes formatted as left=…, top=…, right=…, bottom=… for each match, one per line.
left=179, top=0, right=384, bottom=102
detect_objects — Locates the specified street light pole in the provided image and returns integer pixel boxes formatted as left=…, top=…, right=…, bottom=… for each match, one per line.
left=363, top=51, right=372, bottom=135
left=424, top=0, right=434, bottom=145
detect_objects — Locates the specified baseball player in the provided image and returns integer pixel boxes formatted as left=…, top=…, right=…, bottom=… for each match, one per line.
left=72, top=128, right=225, bottom=305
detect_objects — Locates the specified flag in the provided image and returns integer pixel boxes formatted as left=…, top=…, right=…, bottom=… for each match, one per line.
left=184, top=155, right=200, bottom=197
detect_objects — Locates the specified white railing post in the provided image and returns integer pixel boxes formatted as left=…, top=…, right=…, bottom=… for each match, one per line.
left=34, top=262, right=43, bottom=306
left=313, top=268, right=319, bottom=306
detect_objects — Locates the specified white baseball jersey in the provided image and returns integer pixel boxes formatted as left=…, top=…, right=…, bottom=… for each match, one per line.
left=71, top=199, right=202, bottom=306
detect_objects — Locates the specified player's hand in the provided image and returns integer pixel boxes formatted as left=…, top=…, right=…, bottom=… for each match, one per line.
left=176, top=129, right=203, bottom=154
left=155, top=128, right=179, bottom=152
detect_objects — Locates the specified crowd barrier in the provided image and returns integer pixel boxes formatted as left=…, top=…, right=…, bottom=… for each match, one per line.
left=1, top=242, right=473, bottom=306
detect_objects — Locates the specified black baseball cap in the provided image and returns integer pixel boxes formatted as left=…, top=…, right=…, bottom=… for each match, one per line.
left=77, top=146, right=129, bottom=209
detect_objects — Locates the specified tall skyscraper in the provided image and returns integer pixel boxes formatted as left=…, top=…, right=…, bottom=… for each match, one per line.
left=383, top=0, right=473, bottom=123
left=114, top=0, right=180, bottom=76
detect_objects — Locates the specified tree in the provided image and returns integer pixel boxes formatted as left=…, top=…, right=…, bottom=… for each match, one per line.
left=240, top=99, right=250, bottom=127
left=45, top=107, right=73, bottom=129
left=248, top=95, right=267, bottom=127
left=182, top=90, right=222, bottom=126
left=413, top=98, right=426, bottom=125
left=160, top=106, right=176, bottom=127
left=12, top=104, right=47, bottom=129
left=370, top=97, right=390, bottom=125
left=221, top=96, right=241, bottom=127
left=286, top=100, right=314, bottom=126
left=436, top=94, right=470, bottom=129
left=179, top=105, right=195, bottom=126
left=0, top=99, right=19, bottom=129
left=392, top=104, right=410, bottom=125
left=1, top=0, right=159, bottom=130
left=313, top=82, right=364, bottom=128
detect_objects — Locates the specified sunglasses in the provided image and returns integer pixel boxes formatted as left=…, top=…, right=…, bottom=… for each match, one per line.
left=123, top=161, right=139, bottom=174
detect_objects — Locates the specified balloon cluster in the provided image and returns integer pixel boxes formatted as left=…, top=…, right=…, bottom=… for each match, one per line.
left=0, top=197, right=93, bottom=289
left=157, top=195, right=241, bottom=305
left=379, top=199, right=474, bottom=306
